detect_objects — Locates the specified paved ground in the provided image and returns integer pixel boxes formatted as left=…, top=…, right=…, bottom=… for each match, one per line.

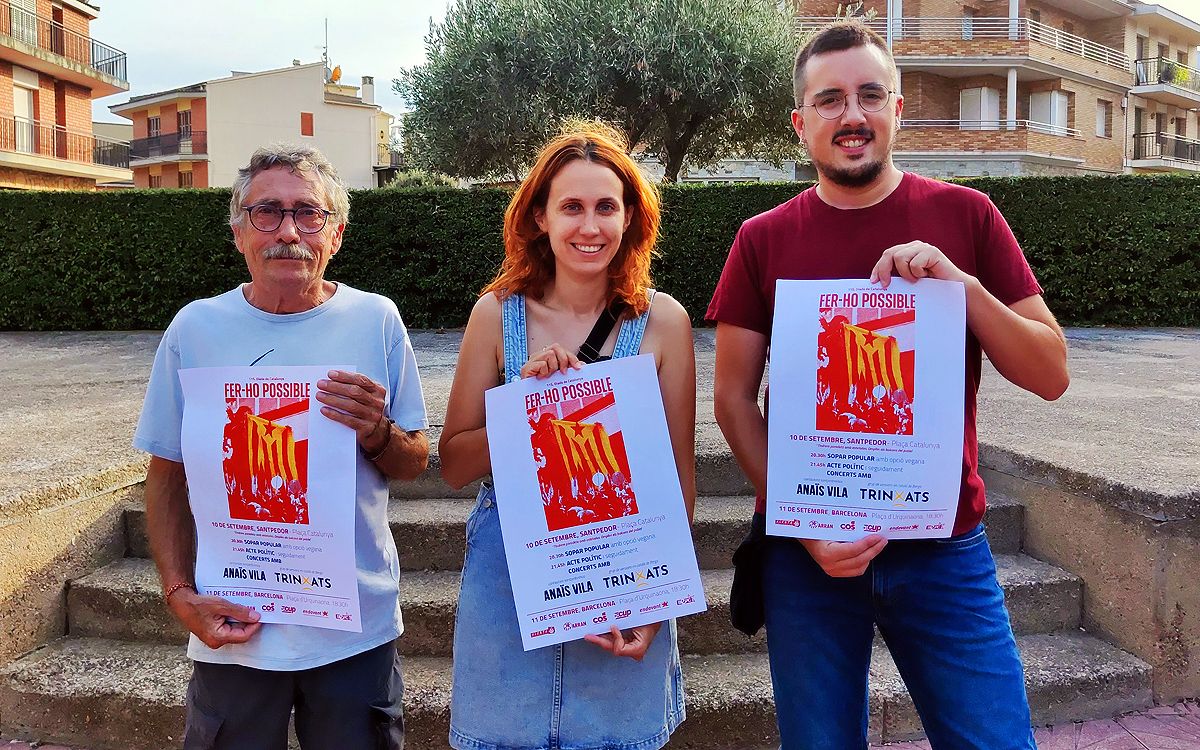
left=1, top=327, right=1196, bottom=516
left=3, top=700, right=1198, bottom=749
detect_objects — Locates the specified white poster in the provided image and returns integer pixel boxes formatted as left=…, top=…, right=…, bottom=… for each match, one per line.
left=485, top=354, right=707, bottom=651
left=179, top=365, right=362, bottom=631
left=767, top=279, right=966, bottom=541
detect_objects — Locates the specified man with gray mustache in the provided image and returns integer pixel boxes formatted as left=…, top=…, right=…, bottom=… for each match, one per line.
left=134, top=143, right=429, bottom=749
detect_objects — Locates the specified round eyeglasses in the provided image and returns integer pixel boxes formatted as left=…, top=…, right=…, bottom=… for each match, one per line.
left=801, top=85, right=894, bottom=120
left=242, top=204, right=333, bottom=234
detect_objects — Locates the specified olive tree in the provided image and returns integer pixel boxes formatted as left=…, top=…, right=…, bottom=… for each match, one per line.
left=396, top=0, right=802, bottom=182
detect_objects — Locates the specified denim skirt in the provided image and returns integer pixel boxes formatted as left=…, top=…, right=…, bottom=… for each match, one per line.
left=449, top=482, right=686, bottom=750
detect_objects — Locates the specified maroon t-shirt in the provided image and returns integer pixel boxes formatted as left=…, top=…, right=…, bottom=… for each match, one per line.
left=706, top=172, right=1042, bottom=535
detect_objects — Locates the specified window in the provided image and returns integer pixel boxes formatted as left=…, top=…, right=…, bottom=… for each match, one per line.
left=959, top=87, right=1000, bottom=130
left=961, top=7, right=975, bottom=40
left=1096, top=100, right=1111, bottom=138
left=148, top=174, right=162, bottom=188
left=147, top=116, right=161, bottom=138
left=177, top=110, right=191, bottom=138
left=1137, top=35, right=1149, bottom=60
left=1179, top=51, right=1190, bottom=66
left=1134, top=106, right=1146, bottom=134
left=1029, top=90, right=1070, bottom=135
left=1157, top=111, right=1168, bottom=134
left=300, top=112, right=314, bottom=137
left=1159, top=43, right=1170, bottom=61
left=1029, top=8, right=1041, bottom=23
left=1062, top=21, right=1074, bottom=35
left=179, top=170, right=193, bottom=188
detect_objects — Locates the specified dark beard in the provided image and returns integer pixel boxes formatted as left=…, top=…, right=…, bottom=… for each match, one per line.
left=813, top=154, right=887, bottom=188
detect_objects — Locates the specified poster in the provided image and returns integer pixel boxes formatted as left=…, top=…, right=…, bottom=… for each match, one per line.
left=767, top=279, right=966, bottom=540
left=486, top=354, right=707, bottom=650
left=179, top=365, right=361, bottom=631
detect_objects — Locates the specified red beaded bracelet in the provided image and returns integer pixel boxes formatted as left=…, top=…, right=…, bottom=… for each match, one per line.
left=163, top=581, right=195, bottom=601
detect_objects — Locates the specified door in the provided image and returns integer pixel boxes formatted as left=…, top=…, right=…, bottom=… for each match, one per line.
left=11, top=0, right=37, bottom=46
left=50, top=5, right=64, bottom=56
left=13, top=84, right=34, bottom=154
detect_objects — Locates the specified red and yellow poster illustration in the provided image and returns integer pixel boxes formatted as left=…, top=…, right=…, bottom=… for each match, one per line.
left=816, top=300, right=916, bottom=435
left=527, top=381, right=639, bottom=531
left=223, top=395, right=310, bottom=524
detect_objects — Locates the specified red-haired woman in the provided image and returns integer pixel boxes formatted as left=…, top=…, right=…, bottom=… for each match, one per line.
left=439, top=123, right=696, bottom=750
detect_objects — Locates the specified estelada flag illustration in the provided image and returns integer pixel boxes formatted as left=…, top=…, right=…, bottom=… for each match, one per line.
left=223, top=399, right=310, bottom=525
left=530, top=392, right=638, bottom=531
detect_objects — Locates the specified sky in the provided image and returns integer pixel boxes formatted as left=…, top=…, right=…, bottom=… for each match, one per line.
left=89, top=0, right=453, bottom=123
left=90, top=0, right=1200, bottom=124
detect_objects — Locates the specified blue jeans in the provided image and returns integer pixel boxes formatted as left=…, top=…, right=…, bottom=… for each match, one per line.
left=762, top=524, right=1036, bottom=749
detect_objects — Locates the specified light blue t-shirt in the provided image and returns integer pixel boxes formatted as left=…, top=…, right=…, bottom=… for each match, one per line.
left=134, top=283, right=428, bottom=671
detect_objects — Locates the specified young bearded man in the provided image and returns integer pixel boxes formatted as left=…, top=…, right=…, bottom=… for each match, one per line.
left=707, top=21, right=1069, bottom=750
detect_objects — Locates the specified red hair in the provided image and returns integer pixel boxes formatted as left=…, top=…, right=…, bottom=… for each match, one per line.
left=483, top=123, right=660, bottom=316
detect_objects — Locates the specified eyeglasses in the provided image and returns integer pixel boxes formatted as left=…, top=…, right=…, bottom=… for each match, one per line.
left=801, top=85, right=894, bottom=120
left=242, top=204, right=333, bottom=234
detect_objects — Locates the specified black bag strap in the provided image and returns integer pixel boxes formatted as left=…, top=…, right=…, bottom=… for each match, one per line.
left=577, top=301, right=629, bottom=364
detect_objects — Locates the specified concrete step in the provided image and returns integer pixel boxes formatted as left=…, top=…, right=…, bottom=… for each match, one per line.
left=388, top=453, right=758, bottom=500
left=68, top=552, right=1079, bottom=653
left=123, top=493, right=1025, bottom=568
left=0, top=633, right=1151, bottom=750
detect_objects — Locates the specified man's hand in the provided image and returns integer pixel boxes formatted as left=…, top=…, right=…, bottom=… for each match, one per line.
left=316, top=370, right=389, bottom=452
left=167, top=588, right=262, bottom=649
left=584, top=622, right=662, bottom=661
left=870, top=241, right=971, bottom=288
left=799, top=535, right=888, bottom=577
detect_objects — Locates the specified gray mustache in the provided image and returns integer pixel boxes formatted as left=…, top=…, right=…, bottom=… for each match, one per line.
left=263, top=243, right=315, bottom=260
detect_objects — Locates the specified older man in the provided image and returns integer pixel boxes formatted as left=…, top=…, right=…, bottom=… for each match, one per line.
left=134, top=143, right=429, bottom=749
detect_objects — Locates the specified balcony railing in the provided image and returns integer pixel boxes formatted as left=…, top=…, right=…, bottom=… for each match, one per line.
left=130, top=131, right=208, bottom=160
left=376, top=144, right=406, bottom=169
left=0, top=116, right=129, bottom=168
left=0, top=0, right=128, bottom=83
left=1132, top=131, right=1200, bottom=163
left=796, top=16, right=1128, bottom=70
left=902, top=119, right=1082, bottom=137
left=1134, top=57, right=1200, bottom=95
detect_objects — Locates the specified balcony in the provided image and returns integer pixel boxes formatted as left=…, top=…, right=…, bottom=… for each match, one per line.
left=1132, top=58, right=1200, bottom=108
left=375, top=144, right=406, bottom=170
left=129, top=131, right=208, bottom=164
left=0, top=116, right=132, bottom=183
left=796, top=17, right=1129, bottom=81
left=1130, top=131, right=1200, bottom=171
left=896, top=119, right=1086, bottom=165
left=0, top=0, right=128, bottom=96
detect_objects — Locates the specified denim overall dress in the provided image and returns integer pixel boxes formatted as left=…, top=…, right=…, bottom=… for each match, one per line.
left=449, top=292, right=686, bottom=750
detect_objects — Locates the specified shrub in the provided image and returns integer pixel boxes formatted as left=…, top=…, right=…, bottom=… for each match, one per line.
left=1, top=175, right=1196, bottom=330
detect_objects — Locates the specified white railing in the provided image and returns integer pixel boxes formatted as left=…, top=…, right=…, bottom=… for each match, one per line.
left=795, top=17, right=1128, bottom=70
left=902, top=119, right=1082, bottom=137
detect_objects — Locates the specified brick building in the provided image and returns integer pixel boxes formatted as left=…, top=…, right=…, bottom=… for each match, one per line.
left=110, top=62, right=399, bottom=189
left=798, top=1, right=1200, bottom=176
left=0, top=0, right=130, bottom=189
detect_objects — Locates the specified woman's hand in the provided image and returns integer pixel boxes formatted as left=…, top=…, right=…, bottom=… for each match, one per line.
left=584, top=622, right=663, bottom=661
left=520, top=343, right=583, bottom=379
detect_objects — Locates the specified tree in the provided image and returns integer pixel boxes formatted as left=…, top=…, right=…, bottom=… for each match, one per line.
left=396, top=0, right=802, bottom=182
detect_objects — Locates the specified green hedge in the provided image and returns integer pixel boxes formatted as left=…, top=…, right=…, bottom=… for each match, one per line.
left=1, top=175, right=1197, bottom=330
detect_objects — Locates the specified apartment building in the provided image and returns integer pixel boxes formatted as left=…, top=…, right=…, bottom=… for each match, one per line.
left=110, top=62, right=400, bottom=189
left=797, top=1, right=1200, bottom=176
left=0, top=0, right=130, bottom=189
